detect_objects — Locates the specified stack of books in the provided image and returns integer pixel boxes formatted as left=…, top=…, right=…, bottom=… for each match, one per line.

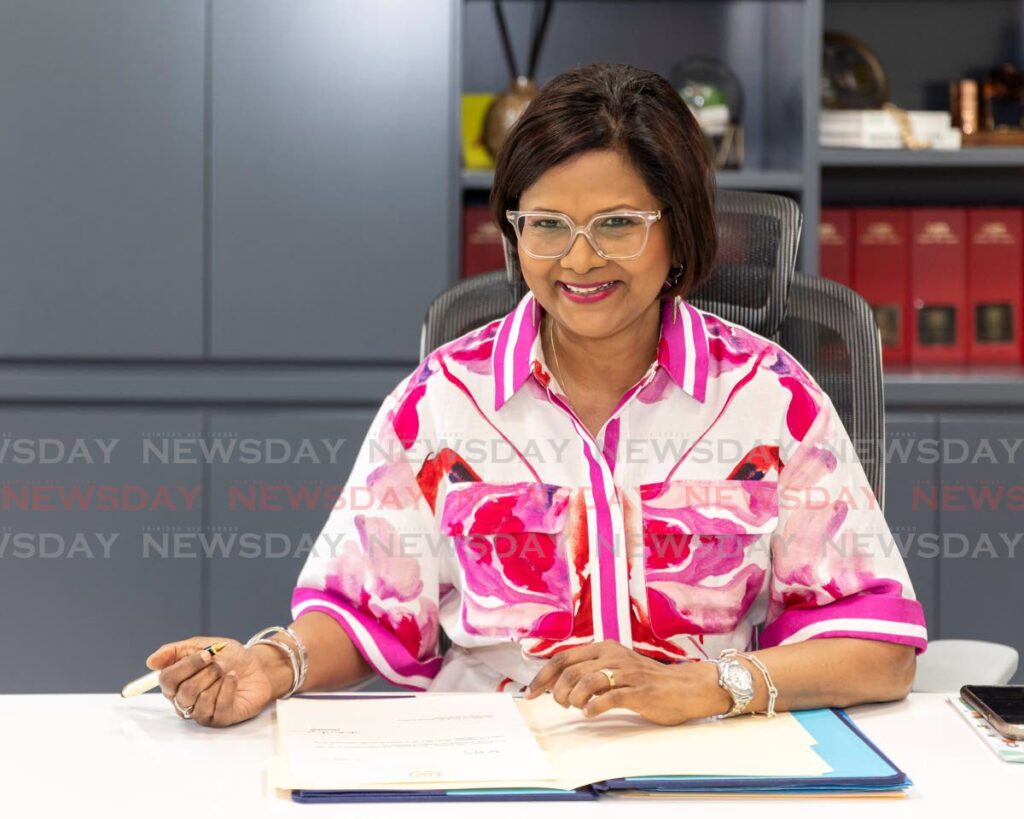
left=462, top=205, right=507, bottom=279
left=820, top=109, right=962, bottom=150
left=820, top=207, right=1023, bottom=365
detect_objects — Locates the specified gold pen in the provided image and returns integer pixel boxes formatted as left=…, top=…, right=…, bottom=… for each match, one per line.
left=120, top=641, right=227, bottom=698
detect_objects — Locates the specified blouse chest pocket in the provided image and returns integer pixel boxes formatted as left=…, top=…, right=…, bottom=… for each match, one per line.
left=439, top=481, right=575, bottom=642
left=637, top=478, right=779, bottom=639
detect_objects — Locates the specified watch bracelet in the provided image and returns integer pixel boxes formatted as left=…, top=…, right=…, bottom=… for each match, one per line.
left=720, top=648, right=778, bottom=718
left=709, top=656, right=752, bottom=720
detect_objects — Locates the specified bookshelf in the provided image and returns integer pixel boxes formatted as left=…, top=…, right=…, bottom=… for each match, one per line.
left=455, top=0, right=1024, bottom=385
left=821, top=148, right=1024, bottom=167
left=460, top=168, right=806, bottom=192
left=457, top=0, right=819, bottom=267
left=456, top=0, right=1024, bottom=272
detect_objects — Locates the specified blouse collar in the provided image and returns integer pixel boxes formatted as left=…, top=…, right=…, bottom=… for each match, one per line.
left=491, top=289, right=710, bottom=412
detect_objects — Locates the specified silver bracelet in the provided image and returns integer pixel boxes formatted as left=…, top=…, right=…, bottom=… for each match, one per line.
left=246, top=626, right=303, bottom=699
left=282, top=625, right=309, bottom=696
left=738, top=651, right=778, bottom=718
left=252, top=638, right=298, bottom=698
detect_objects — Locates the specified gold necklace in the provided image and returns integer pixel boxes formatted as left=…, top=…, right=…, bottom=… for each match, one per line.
left=545, top=314, right=660, bottom=401
left=545, top=315, right=574, bottom=400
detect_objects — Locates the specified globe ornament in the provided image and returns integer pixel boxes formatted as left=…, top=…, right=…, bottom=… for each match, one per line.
left=673, top=56, right=745, bottom=170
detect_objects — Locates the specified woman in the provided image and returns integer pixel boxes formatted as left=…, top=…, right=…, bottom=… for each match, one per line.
left=148, top=63, right=927, bottom=728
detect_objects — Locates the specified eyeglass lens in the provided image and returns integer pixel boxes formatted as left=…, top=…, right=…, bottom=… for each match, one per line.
left=514, top=213, right=651, bottom=259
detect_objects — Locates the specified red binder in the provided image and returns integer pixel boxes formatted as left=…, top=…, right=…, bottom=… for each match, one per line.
left=853, top=209, right=910, bottom=365
left=910, top=209, right=968, bottom=365
left=967, top=208, right=1022, bottom=364
left=462, top=206, right=507, bottom=279
left=820, top=208, right=853, bottom=288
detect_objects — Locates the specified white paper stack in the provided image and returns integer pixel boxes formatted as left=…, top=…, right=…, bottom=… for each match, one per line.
left=820, top=109, right=962, bottom=150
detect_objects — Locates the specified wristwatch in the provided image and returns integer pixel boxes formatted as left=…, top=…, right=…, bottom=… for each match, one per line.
left=710, top=650, right=754, bottom=718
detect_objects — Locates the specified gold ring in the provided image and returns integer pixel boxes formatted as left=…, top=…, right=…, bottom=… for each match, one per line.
left=173, top=697, right=195, bottom=720
left=598, top=667, right=616, bottom=688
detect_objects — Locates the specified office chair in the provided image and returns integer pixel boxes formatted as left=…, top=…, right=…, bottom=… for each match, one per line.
left=420, top=190, right=886, bottom=662
left=913, top=639, right=1020, bottom=691
left=422, top=190, right=886, bottom=506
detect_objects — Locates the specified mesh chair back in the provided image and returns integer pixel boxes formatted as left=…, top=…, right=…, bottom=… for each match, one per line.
left=421, top=190, right=885, bottom=508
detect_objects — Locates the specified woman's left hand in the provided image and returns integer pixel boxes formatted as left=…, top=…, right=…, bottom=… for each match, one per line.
left=523, top=640, right=732, bottom=725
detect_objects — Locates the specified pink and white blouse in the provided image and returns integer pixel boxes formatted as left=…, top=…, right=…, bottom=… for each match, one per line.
left=292, top=291, right=929, bottom=693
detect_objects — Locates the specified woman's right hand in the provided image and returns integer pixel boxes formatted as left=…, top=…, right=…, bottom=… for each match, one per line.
left=146, top=636, right=282, bottom=728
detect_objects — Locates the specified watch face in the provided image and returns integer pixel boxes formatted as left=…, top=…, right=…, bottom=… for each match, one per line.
left=725, top=662, right=754, bottom=696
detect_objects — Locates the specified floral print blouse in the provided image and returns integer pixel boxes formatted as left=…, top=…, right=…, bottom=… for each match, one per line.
left=292, top=291, right=928, bottom=693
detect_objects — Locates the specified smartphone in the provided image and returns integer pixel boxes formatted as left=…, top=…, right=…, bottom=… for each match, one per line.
left=960, top=685, right=1024, bottom=740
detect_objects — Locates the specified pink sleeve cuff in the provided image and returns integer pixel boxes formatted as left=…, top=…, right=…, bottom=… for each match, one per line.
left=760, top=592, right=928, bottom=655
left=291, top=587, right=444, bottom=690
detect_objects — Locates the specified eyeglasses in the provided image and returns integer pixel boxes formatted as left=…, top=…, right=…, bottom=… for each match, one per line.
left=505, top=208, right=665, bottom=261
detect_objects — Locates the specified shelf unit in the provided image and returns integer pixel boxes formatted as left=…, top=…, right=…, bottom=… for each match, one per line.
left=821, top=148, right=1024, bottom=167
left=455, top=0, right=1024, bottom=285
left=457, top=0, right=820, bottom=268
left=460, top=167, right=807, bottom=192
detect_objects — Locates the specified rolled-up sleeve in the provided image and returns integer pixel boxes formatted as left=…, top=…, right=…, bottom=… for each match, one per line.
left=291, top=365, right=445, bottom=690
left=760, top=390, right=928, bottom=655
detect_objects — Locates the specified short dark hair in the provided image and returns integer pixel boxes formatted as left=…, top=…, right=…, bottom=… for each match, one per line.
left=490, top=63, right=718, bottom=301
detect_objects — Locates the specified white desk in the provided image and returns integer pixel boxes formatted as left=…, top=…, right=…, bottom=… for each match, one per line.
left=0, top=692, right=1018, bottom=815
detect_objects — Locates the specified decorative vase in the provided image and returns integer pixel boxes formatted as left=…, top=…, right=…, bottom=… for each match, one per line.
left=483, top=76, right=538, bottom=159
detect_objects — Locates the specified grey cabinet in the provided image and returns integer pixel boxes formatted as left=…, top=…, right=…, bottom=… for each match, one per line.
left=884, top=414, right=941, bottom=637
left=206, top=406, right=407, bottom=693
left=210, top=0, right=456, bottom=361
left=0, top=0, right=456, bottom=693
left=936, top=415, right=1024, bottom=682
left=207, top=408, right=376, bottom=640
left=0, top=0, right=205, bottom=358
left=883, top=410, right=1024, bottom=683
left=0, top=409, right=204, bottom=693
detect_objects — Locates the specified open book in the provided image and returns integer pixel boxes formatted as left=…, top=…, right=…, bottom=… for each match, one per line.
left=268, top=691, right=910, bottom=801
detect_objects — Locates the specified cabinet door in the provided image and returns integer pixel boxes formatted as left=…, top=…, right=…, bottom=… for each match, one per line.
left=938, top=415, right=1024, bottom=683
left=207, top=406, right=407, bottom=692
left=210, top=0, right=456, bottom=361
left=0, top=410, right=204, bottom=693
left=0, top=1, right=204, bottom=357
left=884, top=414, right=941, bottom=636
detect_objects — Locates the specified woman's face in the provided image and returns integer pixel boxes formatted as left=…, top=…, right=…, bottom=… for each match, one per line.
left=516, top=148, right=673, bottom=342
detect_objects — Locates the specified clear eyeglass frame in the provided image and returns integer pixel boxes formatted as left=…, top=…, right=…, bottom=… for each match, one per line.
left=505, top=208, right=665, bottom=261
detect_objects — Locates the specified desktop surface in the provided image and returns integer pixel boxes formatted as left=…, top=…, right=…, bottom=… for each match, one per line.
left=0, top=692, right=1017, bottom=815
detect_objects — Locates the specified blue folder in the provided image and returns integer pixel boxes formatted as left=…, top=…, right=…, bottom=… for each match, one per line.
left=594, top=708, right=911, bottom=795
left=288, top=695, right=909, bottom=803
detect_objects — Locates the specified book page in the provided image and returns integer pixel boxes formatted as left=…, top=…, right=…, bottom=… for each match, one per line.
left=514, top=694, right=833, bottom=788
left=274, top=693, right=559, bottom=790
